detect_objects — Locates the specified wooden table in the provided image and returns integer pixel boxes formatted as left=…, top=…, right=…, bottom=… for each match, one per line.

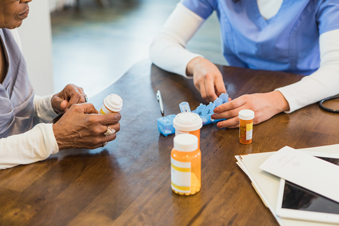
left=1, top=59, right=339, bottom=226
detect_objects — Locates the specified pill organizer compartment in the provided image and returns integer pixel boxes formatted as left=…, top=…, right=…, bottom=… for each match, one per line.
left=157, top=94, right=229, bottom=136
left=157, top=114, right=176, bottom=137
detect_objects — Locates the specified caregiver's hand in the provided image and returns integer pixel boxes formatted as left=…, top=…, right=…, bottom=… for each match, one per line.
left=211, top=91, right=289, bottom=128
left=51, top=84, right=87, bottom=114
left=187, top=57, right=227, bottom=102
left=52, top=103, right=121, bottom=150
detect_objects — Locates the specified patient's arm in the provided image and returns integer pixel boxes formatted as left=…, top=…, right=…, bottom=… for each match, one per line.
left=0, top=123, right=58, bottom=170
left=33, top=95, right=59, bottom=124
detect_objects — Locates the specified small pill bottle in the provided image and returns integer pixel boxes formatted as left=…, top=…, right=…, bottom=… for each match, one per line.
left=239, top=110, right=254, bottom=144
left=173, top=112, right=203, bottom=149
left=99, top=94, right=123, bottom=115
left=171, top=134, right=201, bottom=196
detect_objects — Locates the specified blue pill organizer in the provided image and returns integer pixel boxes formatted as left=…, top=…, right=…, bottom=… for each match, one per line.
left=157, top=93, right=229, bottom=136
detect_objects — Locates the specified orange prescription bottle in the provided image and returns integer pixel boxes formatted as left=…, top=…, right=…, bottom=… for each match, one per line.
left=171, top=134, right=201, bottom=196
left=239, top=110, right=254, bottom=144
left=99, top=94, right=123, bottom=115
left=173, top=112, right=203, bottom=149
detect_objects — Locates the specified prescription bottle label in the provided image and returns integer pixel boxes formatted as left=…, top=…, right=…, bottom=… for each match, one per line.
left=175, top=130, right=189, bottom=136
left=171, top=157, right=191, bottom=193
left=99, top=107, right=107, bottom=115
left=246, top=123, right=253, bottom=140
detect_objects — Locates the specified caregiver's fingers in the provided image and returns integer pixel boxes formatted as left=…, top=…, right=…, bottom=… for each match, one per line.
left=216, top=116, right=240, bottom=128
left=205, top=75, right=218, bottom=102
left=214, top=95, right=248, bottom=113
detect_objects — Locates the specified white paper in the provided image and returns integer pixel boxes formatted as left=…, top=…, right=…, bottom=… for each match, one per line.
left=260, top=146, right=339, bottom=203
left=236, top=144, right=339, bottom=226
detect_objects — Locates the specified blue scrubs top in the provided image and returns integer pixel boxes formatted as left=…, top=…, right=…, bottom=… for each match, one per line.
left=181, top=0, right=339, bottom=75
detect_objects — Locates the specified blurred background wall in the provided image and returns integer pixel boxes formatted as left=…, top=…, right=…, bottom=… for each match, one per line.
left=18, top=0, right=54, bottom=96
left=19, top=0, right=224, bottom=97
left=49, top=0, right=75, bottom=12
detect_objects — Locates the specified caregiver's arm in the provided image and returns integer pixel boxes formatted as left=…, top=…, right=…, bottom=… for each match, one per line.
left=276, top=30, right=339, bottom=113
left=150, top=3, right=226, bottom=102
left=212, top=30, right=339, bottom=128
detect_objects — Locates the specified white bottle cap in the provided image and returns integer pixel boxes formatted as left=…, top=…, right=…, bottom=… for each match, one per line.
left=238, top=110, right=254, bottom=120
left=173, top=112, right=203, bottom=132
left=174, top=134, right=198, bottom=152
left=104, top=94, right=123, bottom=112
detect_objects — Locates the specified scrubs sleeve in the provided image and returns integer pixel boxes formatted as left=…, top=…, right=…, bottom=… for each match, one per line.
left=180, top=0, right=216, bottom=19
left=150, top=3, right=204, bottom=77
left=276, top=29, right=339, bottom=113
left=317, top=0, right=339, bottom=35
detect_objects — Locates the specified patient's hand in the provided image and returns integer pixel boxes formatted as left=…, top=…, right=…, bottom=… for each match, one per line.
left=51, top=84, right=87, bottom=114
left=187, top=57, right=227, bottom=102
left=52, top=103, right=121, bottom=150
left=211, top=91, right=290, bottom=128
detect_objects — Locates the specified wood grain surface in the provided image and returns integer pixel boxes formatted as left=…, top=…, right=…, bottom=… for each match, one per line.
left=1, top=59, right=339, bottom=226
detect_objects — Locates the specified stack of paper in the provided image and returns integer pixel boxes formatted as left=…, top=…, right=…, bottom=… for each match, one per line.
left=235, top=144, right=339, bottom=226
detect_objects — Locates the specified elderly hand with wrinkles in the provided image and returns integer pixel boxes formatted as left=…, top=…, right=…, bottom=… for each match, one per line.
left=53, top=103, right=121, bottom=150
left=0, top=0, right=121, bottom=172
left=0, top=0, right=121, bottom=151
left=50, top=84, right=121, bottom=150
left=51, top=84, right=88, bottom=114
